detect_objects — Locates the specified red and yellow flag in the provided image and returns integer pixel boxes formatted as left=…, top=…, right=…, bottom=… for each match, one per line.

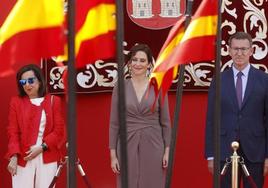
left=76, top=0, right=116, bottom=68
left=58, top=0, right=116, bottom=68
left=150, top=0, right=218, bottom=98
left=0, top=0, right=65, bottom=77
left=150, top=16, right=186, bottom=99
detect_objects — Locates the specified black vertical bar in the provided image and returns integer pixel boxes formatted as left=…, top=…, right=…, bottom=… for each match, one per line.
left=115, top=0, right=128, bottom=188
left=67, top=0, right=77, bottom=187
left=165, top=1, right=193, bottom=188
left=213, top=0, right=222, bottom=188
left=164, top=65, right=185, bottom=188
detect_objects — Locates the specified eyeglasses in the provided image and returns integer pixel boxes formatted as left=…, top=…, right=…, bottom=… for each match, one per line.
left=230, top=47, right=251, bottom=54
left=19, top=77, right=37, bottom=86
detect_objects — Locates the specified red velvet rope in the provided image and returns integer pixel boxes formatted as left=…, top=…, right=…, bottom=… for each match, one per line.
left=220, top=162, right=257, bottom=188
left=48, top=177, right=58, bottom=188
left=82, top=176, right=92, bottom=188
left=246, top=176, right=257, bottom=188
left=48, top=160, right=92, bottom=188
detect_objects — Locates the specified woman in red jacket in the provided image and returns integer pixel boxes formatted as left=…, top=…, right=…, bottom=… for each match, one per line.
left=6, top=64, right=65, bottom=188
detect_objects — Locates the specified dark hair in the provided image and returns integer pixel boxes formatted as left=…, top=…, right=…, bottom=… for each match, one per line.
left=127, top=43, right=153, bottom=65
left=228, top=32, right=253, bottom=47
left=16, top=64, right=46, bottom=97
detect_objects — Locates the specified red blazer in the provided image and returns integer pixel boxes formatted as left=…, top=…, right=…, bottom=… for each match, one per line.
left=6, top=94, right=66, bottom=167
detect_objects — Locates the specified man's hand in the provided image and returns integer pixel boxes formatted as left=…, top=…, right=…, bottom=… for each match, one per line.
left=208, top=159, right=214, bottom=174
left=263, top=158, right=268, bottom=176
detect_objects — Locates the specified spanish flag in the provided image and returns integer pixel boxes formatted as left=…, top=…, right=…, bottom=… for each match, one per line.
left=58, top=0, right=116, bottom=68
left=0, top=0, right=65, bottom=77
left=76, top=0, right=116, bottom=68
left=150, top=0, right=218, bottom=98
left=150, top=16, right=186, bottom=99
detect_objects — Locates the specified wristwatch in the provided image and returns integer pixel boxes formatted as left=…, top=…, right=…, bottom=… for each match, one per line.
left=41, top=142, right=48, bottom=151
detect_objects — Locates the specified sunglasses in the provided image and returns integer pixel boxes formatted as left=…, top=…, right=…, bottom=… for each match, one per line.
left=19, top=77, right=37, bottom=86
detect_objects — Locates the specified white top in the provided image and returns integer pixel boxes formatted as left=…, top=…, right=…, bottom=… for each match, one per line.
left=30, top=97, right=46, bottom=145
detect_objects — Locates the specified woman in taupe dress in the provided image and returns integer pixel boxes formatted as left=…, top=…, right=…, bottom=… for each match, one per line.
left=109, top=44, right=171, bottom=188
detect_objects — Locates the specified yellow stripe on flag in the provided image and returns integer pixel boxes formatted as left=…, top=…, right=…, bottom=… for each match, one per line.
left=57, top=3, right=116, bottom=62
left=150, top=72, right=165, bottom=90
left=75, top=3, right=116, bottom=55
left=149, top=0, right=218, bottom=102
left=155, top=29, right=184, bottom=68
left=181, top=15, right=217, bottom=43
left=77, top=4, right=115, bottom=41
left=0, top=0, right=64, bottom=45
left=150, top=66, right=178, bottom=90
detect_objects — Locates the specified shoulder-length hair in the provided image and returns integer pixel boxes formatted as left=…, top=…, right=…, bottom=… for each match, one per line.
left=16, top=64, right=46, bottom=97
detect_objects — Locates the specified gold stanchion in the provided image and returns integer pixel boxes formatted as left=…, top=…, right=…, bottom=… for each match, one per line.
left=221, top=141, right=257, bottom=188
left=231, top=141, right=240, bottom=188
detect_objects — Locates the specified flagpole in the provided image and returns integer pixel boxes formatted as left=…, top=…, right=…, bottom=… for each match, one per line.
left=165, top=1, right=194, bottom=188
left=115, top=0, right=128, bottom=188
left=213, top=0, right=222, bottom=187
left=67, top=0, right=77, bottom=187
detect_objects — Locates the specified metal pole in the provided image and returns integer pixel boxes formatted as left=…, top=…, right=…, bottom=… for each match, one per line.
left=115, top=0, right=128, bottom=188
left=164, top=65, right=185, bottom=188
left=67, top=0, right=77, bottom=187
left=213, top=1, right=222, bottom=187
left=165, top=1, right=193, bottom=188
left=231, top=142, right=240, bottom=188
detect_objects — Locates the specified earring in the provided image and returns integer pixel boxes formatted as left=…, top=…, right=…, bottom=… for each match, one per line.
left=146, top=67, right=151, bottom=77
left=128, top=66, right=132, bottom=77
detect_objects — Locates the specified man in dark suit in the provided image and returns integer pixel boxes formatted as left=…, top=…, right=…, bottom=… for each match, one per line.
left=205, top=32, right=268, bottom=187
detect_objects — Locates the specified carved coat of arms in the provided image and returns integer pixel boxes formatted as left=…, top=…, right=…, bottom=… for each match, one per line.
left=126, top=0, right=185, bottom=29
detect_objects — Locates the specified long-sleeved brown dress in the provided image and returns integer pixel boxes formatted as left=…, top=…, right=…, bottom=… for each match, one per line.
left=109, top=79, right=171, bottom=188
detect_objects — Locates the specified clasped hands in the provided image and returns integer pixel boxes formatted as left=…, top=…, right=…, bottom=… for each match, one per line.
left=23, top=145, right=43, bottom=161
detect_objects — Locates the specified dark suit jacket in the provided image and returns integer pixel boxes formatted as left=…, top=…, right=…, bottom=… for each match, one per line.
left=205, top=65, right=268, bottom=162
